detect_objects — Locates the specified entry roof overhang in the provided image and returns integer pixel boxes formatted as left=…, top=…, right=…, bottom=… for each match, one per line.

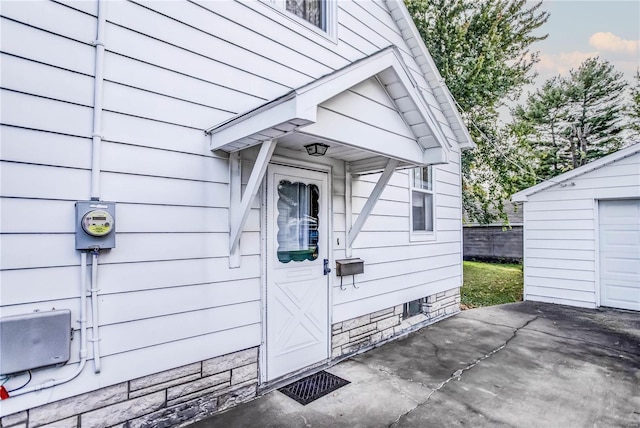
left=205, top=46, right=453, bottom=174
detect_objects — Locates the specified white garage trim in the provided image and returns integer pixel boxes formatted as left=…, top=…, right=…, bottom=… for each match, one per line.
left=594, top=199, right=601, bottom=308
left=598, top=199, right=640, bottom=311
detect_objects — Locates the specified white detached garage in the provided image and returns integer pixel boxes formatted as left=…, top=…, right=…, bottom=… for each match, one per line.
left=513, top=143, right=640, bottom=311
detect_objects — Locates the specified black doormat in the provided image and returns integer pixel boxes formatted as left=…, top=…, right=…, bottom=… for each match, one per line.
left=278, top=370, right=350, bottom=405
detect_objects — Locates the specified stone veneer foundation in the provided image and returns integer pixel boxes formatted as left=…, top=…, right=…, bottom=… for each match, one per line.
left=0, top=347, right=259, bottom=428
left=1, top=287, right=460, bottom=428
left=331, top=287, right=460, bottom=359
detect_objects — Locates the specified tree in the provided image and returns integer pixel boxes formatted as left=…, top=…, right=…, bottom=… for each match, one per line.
left=512, top=76, right=569, bottom=179
left=628, top=70, right=640, bottom=138
left=405, top=0, right=548, bottom=223
left=512, top=58, right=628, bottom=182
left=564, top=57, right=627, bottom=167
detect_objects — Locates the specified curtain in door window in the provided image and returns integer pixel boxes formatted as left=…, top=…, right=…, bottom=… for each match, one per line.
left=276, top=180, right=320, bottom=263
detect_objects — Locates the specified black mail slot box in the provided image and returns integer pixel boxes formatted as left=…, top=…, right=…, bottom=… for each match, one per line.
left=335, top=258, right=364, bottom=276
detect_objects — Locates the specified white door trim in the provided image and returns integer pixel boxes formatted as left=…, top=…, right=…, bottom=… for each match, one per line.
left=259, top=160, right=334, bottom=385
left=594, top=198, right=601, bottom=308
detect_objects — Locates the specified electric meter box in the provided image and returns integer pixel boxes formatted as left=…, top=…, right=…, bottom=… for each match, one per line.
left=76, top=201, right=116, bottom=250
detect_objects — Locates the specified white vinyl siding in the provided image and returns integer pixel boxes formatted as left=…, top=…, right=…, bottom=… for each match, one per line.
left=521, top=151, right=640, bottom=309
left=266, top=0, right=338, bottom=41
left=332, top=154, right=462, bottom=323
left=0, top=0, right=462, bottom=414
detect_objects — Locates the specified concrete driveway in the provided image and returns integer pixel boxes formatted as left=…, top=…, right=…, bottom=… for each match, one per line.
left=190, top=302, right=640, bottom=427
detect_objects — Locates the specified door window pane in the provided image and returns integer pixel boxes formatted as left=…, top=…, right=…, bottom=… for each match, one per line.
left=276, top=180, right=320, bottom=263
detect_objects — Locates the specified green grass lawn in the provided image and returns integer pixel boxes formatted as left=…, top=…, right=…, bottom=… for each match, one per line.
left=461, top=261, right=523, bottom=308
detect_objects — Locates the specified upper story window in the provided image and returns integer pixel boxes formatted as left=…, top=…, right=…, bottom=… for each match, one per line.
left=411, top=167, right=435, bottom=234
left=268, top=0, right=337, bottom=41
left=286, top=0, right=326, bottom=30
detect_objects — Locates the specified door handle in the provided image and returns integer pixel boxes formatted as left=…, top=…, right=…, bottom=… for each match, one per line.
left=323, top=259, right=332, bottom=275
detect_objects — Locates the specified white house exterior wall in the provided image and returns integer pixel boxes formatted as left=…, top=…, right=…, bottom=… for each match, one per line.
left=0, top=0, right=463, bottom=418
left=521, top=152, right=640, bottom=308
left=334, top=159, right=462, bottom=322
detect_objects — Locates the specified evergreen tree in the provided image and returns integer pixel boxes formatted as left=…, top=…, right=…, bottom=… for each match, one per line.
left=405, top=0, right=548, bottom=223
left=512, top=58, right=629, bottom=183
left=564, top=57, right=627, bottom=167
left=628, top=70, right=640, bottom=139
left=512, top=76, right=569, bottom=179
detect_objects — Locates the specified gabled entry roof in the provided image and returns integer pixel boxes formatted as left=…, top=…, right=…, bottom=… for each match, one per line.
left=205, top=46, right=454, bottom=172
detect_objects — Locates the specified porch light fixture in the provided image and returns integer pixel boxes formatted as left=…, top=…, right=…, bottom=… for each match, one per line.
left=304, top=143, right=329, bottom=157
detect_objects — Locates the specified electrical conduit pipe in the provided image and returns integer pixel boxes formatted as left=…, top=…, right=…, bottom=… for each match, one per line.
left=4, top=0, right=107, bottom=398
left=88, top=0, right=107, bottom=376
left=90, top=251, right=101, bottom=373
left=86, top=0, right=107, bottom=375
left=91, top=0, right=106, bottom=201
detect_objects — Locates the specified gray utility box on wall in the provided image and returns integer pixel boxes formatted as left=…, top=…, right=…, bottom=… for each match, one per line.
left=76, top=201, right=116, bottom=250
left=335, top=258, right=365, bottom=276
left=0, top=310, right=72, bottom=375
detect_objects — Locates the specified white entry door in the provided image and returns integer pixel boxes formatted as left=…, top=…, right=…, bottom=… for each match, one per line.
left=265, top=164, right=330, bottom=381
left=599, top=199, right=640, bottom=311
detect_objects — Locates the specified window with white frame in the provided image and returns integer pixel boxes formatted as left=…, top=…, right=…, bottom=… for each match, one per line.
left=411, top=167, right=434, bottom=233
left=285, top=0, right=326, bottom=30
left=268, top=0, right=336, bottom=38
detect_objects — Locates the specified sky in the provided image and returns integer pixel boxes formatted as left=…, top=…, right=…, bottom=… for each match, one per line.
left=504, top=0, right=640, bottom=118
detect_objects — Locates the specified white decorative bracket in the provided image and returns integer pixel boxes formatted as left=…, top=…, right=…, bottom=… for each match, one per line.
left=229, top=139, right=277, bottom=267
left=228, top=152, right=241, bottom=268
left=346, top=158, right=400, bottom=249
left=345, top=163, right=353, bottom=258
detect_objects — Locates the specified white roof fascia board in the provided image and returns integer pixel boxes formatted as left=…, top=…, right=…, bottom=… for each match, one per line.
left=296, top=47, right=397, bottom=108
left=380, top=54, right=453, bottom=155
left=209, top=97, right=303, bottom=151
left=423, top=146, right=448, bottom=164
left=385, top=0, right=475, bottom=149
left=206, top=91, right=295, bottom=135
left=512, top=143, right=640, bottom=202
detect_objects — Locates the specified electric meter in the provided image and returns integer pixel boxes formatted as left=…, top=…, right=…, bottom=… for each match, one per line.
left=82, top=210, right=114, bottom=237
left=76, top=201, right=116, bottom=250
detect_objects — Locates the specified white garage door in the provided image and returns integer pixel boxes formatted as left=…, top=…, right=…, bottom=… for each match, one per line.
left=599, top=200, right=640, bottom=311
